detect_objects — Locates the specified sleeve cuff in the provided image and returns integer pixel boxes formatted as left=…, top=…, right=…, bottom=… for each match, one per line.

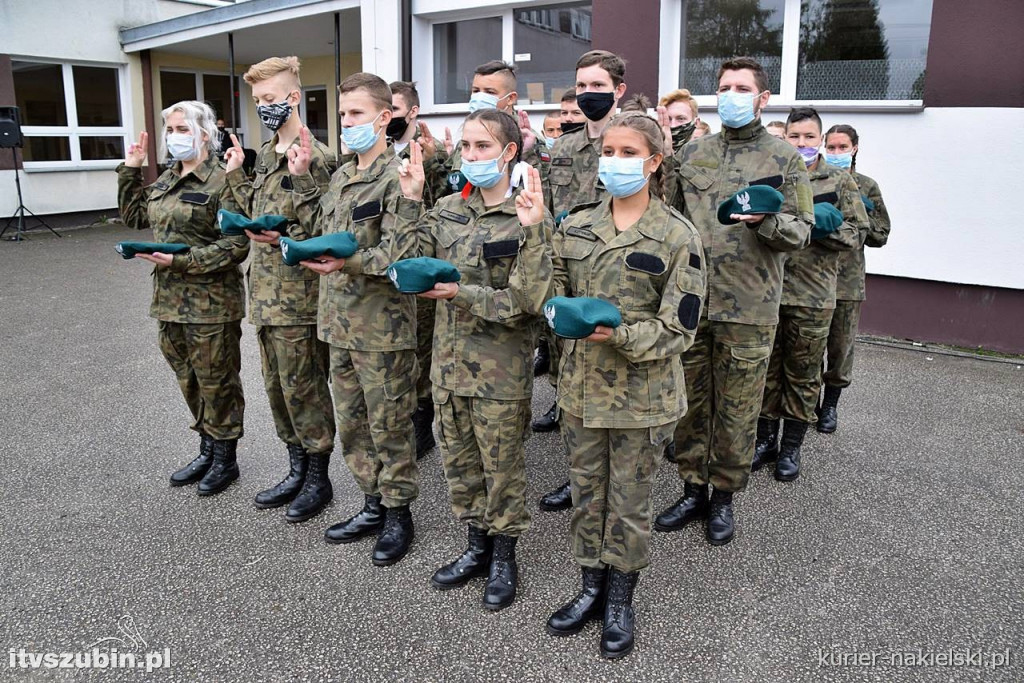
left=450, top=284, right=476, bottom=312
left=290, top=172, right=319, bottom=195
left=341, top=251, right=365, bottom=275
left=169, top=252, right=189, bottom=273
left=396, top=196, right=423, bottom=219
left=225, top=166, right=247, bottom=187
left=755, top=214, right=779, bottom=239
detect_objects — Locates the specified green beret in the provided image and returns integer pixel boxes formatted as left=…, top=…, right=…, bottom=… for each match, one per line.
left=218, top=209, right=288, bottom=236
left=811, top=202, right=844, bottom=240
left=387, top=257, right=462, bottom=294
left=115, top=241, right=190, bottom=260
left=280, top=233, right=358, bottom=266
left=716, top=185, right=785, bottom=225
left=543, top=296, right=622, bottom=339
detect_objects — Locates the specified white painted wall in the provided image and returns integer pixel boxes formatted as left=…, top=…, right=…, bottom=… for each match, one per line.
left=417, top=106, right=1024, bottom=291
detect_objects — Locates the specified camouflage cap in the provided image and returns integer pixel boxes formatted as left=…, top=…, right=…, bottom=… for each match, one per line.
left=386, top=257, right=462, bottom=294
left=115, top=241, right=190, bottom=260
left=716, top=185, right=785, bottom=225
left=217, top=209, right=288, bottom=236
left=280, top=232, right=358, bottom=266
left=543, top=296, right=622, bottom=339
left=812, top=202, right=844, bottom=240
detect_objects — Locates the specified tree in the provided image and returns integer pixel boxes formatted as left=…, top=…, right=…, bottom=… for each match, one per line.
left=800, top=0, right=890, bottom=99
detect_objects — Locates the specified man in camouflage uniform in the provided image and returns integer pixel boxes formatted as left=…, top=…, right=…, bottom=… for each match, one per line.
left=223, top=57, right=338, bottom=523
left=116, top=102, right=248, bottom=497
left=535, top=49, right=628, bottom=512
left=416, top=125, right=553, bottom=610
left=820, top=124, right=892, bottom=433
left=656, top=57, right=813, bottom=546
left=752, top=107, right=865, bottom=482
left=291, top=73, right=423, bottom=566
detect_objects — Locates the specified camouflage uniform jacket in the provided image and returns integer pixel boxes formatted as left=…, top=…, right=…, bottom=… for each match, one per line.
left=116, top=156, right=248, bottom=324
left=292, top=145, right=423, bottom=351
left=225, top=128, right=337, bottom=326
left=781, top=159, right=866, bottom=309
left=667, top=119, right=814, bottom=326
left=546, top=127, right=606, bottom=219
left=551, top=196, right=707, bottom=429
left=420, top=188, right=554, bottom=401
left=836, top=171, right=891, bottom=301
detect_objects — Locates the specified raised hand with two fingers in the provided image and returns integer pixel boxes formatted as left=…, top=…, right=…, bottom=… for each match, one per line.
left=398, top=140, right=426, bottom=201
left=515, top=164, right=545, bottom=227
left=287, top=127, right=313, bottom=176
left=125, top=131, right=148, bottom=168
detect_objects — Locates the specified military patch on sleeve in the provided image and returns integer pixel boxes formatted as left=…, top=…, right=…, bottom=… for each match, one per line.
left=280, top=175, right=293, bottom=191
left=688, top=252, right=701, bottom=270
left=439, top=210, right=470, bottom=225
left=352, top=200, right=382, bottom=222
left=539, top=150, right=551, bottom=163
left=552, top=158, right=573, bottom=167
left=625, top=252, right=667, bottom=275
left=180, top=192, right=210, bottom=205
left=751, top=174, right=784, bottom=190
left=565, top=226, right=598, bottom=241
left=678, top=293, right=701, bottom=331
left=482, top=239, right=518, bottom=259
left=813, top=191, right=839, bottom=206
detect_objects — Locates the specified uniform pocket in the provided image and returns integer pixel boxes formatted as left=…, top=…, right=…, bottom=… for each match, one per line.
left=627, top=360, right=673, bottom=417
left=723, top=343, right=772, bottom=406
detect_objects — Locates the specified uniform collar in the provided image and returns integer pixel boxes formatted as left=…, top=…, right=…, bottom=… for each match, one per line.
left=585, top=195, right=671, bottom=246
left=809, top=158, right=836, bottom=180
left=343, top=144, right=397, bottom=183
left=465, top=185, right=519, bottom=217
left=172, top=153, right=217, bottom=183
left=722, top=118, right=765, bottom=143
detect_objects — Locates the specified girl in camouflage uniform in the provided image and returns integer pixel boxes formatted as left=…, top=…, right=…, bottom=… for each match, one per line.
left=543, top=112, right=706, bottom=659
left=415, top=109, right=553, bottom=612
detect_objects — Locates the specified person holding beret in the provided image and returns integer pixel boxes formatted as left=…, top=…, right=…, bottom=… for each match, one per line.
left=116, top=100, right=249, bottom=496
left=543, top=111, right=706, bottom=659
left=411, top=109, right=553, bottom=612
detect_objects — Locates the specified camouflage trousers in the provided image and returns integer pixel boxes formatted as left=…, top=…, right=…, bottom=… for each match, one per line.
left=329, top=346, right=419, bottom=508
left=257, top=325, right=335, bottom=454
left=761, top=306, right=833, bottom=424
left=157, top=320, right=244, bottom=441
left=540, top=327, right=561, bottom=389
left=562, top=410, right=674, bottom=573
left=415, top=299, right=435, bottom=407
left=674, top=318, right=775, bottom=493
left=824, top=299, right=861, bottom=389
left=434, top=389, right=532, bottom=536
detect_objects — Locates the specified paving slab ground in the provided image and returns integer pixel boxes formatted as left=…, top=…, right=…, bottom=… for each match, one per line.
left=1, top=226, right=1021, bottom=682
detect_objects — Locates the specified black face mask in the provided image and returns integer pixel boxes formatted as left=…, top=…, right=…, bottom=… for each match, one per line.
left=576, top=91, right=616, bottom=122
left=671, top=120, right=697, bottom=151
left=560, top=120, right=585, bottom=135
left=386, top=115, right=411, bottom=141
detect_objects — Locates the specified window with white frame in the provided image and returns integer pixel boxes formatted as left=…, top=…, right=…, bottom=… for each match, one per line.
left=664, top=0, right=933, bottom=106
left=13, top=60, right=128, bottom=167
left=159, top=70, right=236, bottom=128
left=419, top=1, right=593, bottom=110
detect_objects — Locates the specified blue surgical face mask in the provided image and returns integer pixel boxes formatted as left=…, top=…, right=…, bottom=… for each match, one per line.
left=545, top=136, right=557, bottom=149
left=797, top=145, right=819, bottom=167
left=166, top=132, right=197, bottom=161
left=717, top=90, right=761, bottom=129
left=460, top=143, right=511, bottom=189
left=824, top=151, right=853, bottom=169
left=468, top=92, right=511, bottom=113
left=598, top=155, right=654, bottom=199
left=341, top=111, right=383, bottom=154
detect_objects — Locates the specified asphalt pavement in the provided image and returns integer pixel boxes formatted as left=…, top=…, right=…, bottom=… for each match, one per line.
left=1, top=225, right=1021, bottom=682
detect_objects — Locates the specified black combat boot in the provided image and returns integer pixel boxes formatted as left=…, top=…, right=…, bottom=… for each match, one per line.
left=600, top=568, right=639, bottom=659
left=286, top=451, right=333, bottom=522
left=706, top=489, right=735, bottom=546
left=431, top=526, right=493, bottom=589
left=751, top=417, right=780, bottom=472
left=170, top=433, right=215, bottom=486
left=538, top=481, right=572, bottom=512
left=324, top=495, right=384, bottom=544
left=654, top=482, right=709, bottom=532
left=482, top=535, right=518, bottom=611
left=253, top=444, right=307, bottom=508
left=816, top=386, right=842, bottom=433
left=412, top=402, right=435, bottom=460
left=533, top=342, right=550, bottom=377
left=531, top=402, right=559, bottom=433
left=547, top=566, right=607, bottom=636
left=663, top=440, right=678, bottom=463
left=372, top=505, right=414, bottom=566
left=775, top=419, right=808, bottom=482
left=197, top=439, right=239, bottom=496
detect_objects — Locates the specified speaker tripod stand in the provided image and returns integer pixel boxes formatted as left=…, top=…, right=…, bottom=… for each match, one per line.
left=0, top=148, right=61, bottom=241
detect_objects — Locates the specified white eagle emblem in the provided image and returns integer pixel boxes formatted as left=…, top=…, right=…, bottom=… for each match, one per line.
left=388, top=267, right=399, bottom=285
left=738, top=191, right=752, bottom=212
left=544, top=304, right=556, bottom=328
left=280, top=242, right=289, bottom=259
